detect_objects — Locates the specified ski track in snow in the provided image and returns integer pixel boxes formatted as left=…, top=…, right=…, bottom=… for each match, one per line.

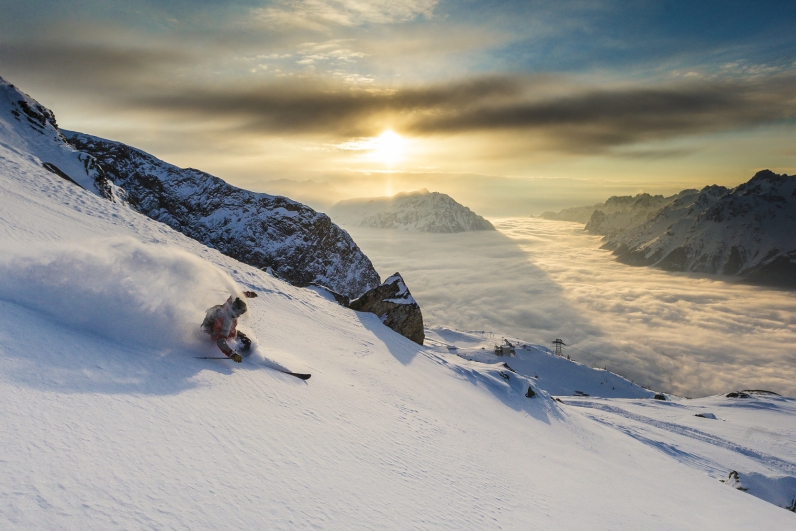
left=564, top=399, right=796, bottom=477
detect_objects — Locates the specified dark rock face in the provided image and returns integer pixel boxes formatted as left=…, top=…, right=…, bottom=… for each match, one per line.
left=67, top=132, right=380, bottom=298
left=349, top=273, right=424, bottom=345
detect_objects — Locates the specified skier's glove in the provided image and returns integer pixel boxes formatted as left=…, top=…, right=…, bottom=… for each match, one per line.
left=231, top=353, right=243, bottom=363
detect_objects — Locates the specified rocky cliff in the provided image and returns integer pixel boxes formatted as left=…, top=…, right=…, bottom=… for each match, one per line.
left=67, top=132, right=381, bottom=298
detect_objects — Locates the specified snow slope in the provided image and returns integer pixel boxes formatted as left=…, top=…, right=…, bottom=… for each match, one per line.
left=330, top=189, right=495, bottom=232
left=1, top=122, right=795, bottom=528
left=0, top=77, right=126, bottom=203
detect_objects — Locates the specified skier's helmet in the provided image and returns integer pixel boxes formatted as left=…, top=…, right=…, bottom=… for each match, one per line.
left=231, top=297, right=248, bottom=316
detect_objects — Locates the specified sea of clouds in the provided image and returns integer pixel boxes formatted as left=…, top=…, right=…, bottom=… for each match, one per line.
left=343, top=219, right=796, bottom=397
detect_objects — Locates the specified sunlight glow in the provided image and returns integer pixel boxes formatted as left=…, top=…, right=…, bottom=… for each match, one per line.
left=373, top=130, right=406, bottom=165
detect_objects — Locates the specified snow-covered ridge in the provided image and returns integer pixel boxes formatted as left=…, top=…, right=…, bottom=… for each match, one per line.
left=584, top=190, right=696, bottom=237
left=66, top=131, right=381, bottom=299
left=605, top=171, right=796, bottom=287
left=0, top=76, right=126, bottom=203
left=540, top=172, right=796, bottom=289
left=329, top=189, right=495, bottom=233
left=1, top=75, right=379, bottom=298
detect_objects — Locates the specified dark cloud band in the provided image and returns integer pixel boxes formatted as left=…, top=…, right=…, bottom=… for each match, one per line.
left=0, top=42, right=188, bottom=83
left=133, top=74, right=796, bottom=151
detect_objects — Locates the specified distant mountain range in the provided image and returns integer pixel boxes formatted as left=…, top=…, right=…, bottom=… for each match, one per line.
left=541, top=172, right=796, bottom=288
left=330, top=189, right=495, bottom=233
left=0, top=76, right=379, bottom=299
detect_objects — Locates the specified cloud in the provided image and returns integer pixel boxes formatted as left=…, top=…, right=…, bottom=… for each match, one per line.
left=252, top=0, right=439, bottom=29
left=338, top=219, right=796, bottom=398
left=132, top=76, right=523, bottom=137
left=123, top=73, right=796, bottom=152
left=0, top=41, right=189, bottom=87
left=407, top=76, right=796, bottom=151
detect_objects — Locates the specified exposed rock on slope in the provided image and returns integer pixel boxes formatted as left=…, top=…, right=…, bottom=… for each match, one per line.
left=349, top=273, right=424, bottom=345
left=67, top=132, right=380, bottom=298
left=330, top=189, right=494, bottom=233
left=0, top=77, right=126, bottom=203
left=605, top=171, right=796, bottom=286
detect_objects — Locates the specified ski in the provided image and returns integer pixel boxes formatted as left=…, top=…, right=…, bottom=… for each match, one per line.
left=194, top=357, right=311, bottom=380
left=277, top=370, right=312, bottom=380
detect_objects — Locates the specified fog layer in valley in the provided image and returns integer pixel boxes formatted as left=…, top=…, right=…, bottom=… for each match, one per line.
left=342, top=218, right=796, bottom=397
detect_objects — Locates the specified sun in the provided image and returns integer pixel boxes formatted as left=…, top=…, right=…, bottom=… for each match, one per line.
left=372, top=130, right=406, bottom=165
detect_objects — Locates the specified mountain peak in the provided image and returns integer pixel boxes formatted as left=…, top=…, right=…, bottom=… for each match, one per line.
left=330, top=190, right=494, bottom=233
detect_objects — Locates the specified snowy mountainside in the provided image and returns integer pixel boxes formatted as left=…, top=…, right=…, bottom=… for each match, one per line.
left=539, top=191, right=687, bottom=227
left=539, top=172, right=796, bottom=288
left=329, top=189, right=495, bottom=232
left=605, top=171, right=796, bottom=286
left=584, top=191, right=694, bottom=237
left=424, top=327, right=796, bottom=512
left=67, top=131, right=380, bottom=299
left=0, top=76, right=126, bottom=203
left=563, top=392, right=796, bottom=512
left=1, top=140, right=796, bottom=528
left=424, top=327, right=654, bottom=399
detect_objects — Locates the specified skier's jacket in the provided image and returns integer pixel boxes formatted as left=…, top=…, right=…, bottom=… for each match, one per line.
left=201, top=298, right=241, bottom=356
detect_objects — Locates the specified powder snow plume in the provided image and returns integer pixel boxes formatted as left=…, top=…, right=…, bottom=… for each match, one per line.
left=0, top=237, right=241, bottom=350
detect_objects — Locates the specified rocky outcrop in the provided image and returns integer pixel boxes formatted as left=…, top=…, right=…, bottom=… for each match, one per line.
left=349, top=273, right=424, bottom=345
left=330, top=189, right=494, bottom=233
left=66, top=132, right=380, bottom=298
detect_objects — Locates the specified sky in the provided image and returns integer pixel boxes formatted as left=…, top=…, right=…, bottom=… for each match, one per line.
left=2, top=0, right=796, bottom=213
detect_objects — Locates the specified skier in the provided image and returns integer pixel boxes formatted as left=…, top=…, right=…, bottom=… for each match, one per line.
left=201, top=294, right=253, bottom=362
